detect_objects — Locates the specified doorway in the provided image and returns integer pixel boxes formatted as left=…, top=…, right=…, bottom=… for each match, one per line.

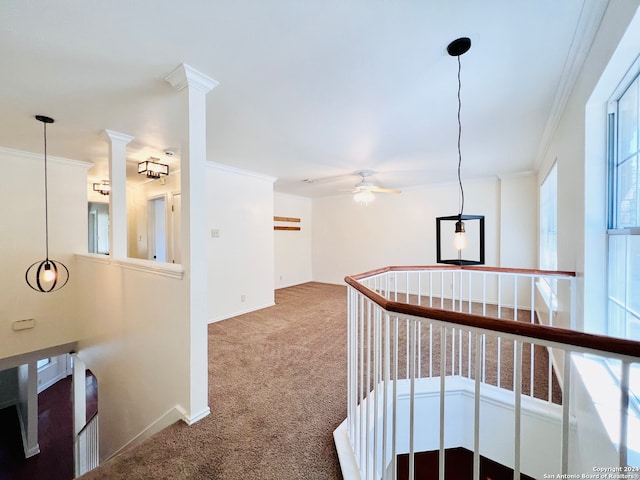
left=37, top=354, right=70, bottom=394
left=147, top=196, right=167, bottom=262
left=170, top=193, right=181, bottom=264
left=87, top=202, right=109, bottom=255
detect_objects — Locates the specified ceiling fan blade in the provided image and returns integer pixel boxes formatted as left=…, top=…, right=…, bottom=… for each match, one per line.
left=302, top=172, right=357, bottom=184
left=370, top=186, right=401, bottom=194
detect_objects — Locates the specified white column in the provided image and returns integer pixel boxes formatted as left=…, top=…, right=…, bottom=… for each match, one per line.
left=166, top=63, right=218, bottom=423
left=104, top=130, right=133, bottom=259
left=72, top=354, right=87, bottom=436
left=17, top=362, right=39, bottom=457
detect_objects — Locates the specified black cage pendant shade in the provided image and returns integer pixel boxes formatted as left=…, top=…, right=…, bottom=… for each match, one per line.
left=25, top=115, right=69, bottom=292
left=436, top=37, right=485, bottom=266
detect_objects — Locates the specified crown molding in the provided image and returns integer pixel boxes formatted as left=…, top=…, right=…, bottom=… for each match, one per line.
left=0, top=146, right=92, bottom=169
left=534, top=0, right=610, bottom=169
left=165, top=63, right=219, bottom=93
left=207, top=161, right=277, bottom=183
left=497, top=170, right=537, bottom=180
left=103, top=130, right=134, bottom=144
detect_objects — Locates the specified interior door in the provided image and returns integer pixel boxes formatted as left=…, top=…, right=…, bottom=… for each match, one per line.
left=88, top=202, right=109, bottom=254
left=147, top=196, right=167, bottom=262
left=171, top=193, right=182, bottom=264
left=88, top=210, right=97, bottom=254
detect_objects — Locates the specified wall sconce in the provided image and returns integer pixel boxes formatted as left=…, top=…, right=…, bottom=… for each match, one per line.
left=138, top=157, right=169, bottom=179
left=435, top=37, right=485, bottom=266
left=25, top=115, right=70, bottom=292
left=92, top=180, right=111, bottom=195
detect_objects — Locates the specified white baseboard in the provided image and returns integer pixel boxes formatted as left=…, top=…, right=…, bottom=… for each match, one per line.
left=208, top=302, right=275, bottom=324
left=108, top=406, right=184, bottom=460
left=107, top=404, right=212, bottom=463
left=333, top=420, right=362, bottom=480
left=176, top=405, right=211, bottom=425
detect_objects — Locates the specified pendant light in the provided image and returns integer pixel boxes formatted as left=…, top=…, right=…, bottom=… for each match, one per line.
left=25, top=115, right=70, bottom=292
left=92, top=180, right=111, bottom=195
left=138, top=157, right=169, bottom=179
left=436, top=38, right=485, bottom=265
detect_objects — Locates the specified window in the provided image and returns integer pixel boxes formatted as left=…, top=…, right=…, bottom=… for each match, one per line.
left=37, top=358, right=50, bottom=369
left=608, top=68, right=640, bottom=413
left=608, top=72, right=640, bottom=342
left=540, top=162, right=558, bottom=293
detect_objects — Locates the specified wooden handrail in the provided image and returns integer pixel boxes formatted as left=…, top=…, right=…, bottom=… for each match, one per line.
left=344, top=273, right=640, bottom=359
left=348, top=264, right=576, bottom=280
left=76, top=410, right=98, bottom=438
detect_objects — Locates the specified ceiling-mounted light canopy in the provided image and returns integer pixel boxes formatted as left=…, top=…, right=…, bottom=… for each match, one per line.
left=25, top=115, right=70, bottom=292
left=138, top=157, right=169, bottom=179
left=92, top=180, right=111, bottom=195
left=436, top=37, right=485, bottom=266
left=446, top=36, right=471, bottom=57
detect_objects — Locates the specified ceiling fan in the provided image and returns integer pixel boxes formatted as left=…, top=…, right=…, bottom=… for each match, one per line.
left=302, top=169, right=402, bottom=202
left=351, top=170, right=401, bottom=204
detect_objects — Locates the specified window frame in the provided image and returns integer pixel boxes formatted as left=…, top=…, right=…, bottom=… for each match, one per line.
left=606, top=65, right=640, bottom=414
left=607, top=68, right=640, bottom=342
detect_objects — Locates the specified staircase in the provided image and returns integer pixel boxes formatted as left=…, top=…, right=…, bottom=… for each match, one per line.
left=334, top=265, right=640, bottom=479
left=397, top=448, right=535, bottom=480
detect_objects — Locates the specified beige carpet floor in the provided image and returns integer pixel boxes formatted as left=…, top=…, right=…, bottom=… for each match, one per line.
left=80, top=282, right=560, bottom=479
left=81, top=282, right=348, bottom=480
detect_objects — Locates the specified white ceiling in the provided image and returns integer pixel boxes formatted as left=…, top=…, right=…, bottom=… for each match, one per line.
left=1, top=1, right=602, bottom=197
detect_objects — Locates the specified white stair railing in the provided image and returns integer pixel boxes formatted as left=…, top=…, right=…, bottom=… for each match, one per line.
left=335, top=266, right=640, bottom=480
left=74, top=411, right=99, bottom=477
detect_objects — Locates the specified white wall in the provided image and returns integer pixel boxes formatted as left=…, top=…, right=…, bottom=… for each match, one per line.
left=538, top=0, right=640, bottom=471
left=207, top=163, right=276, bottom=322
left=0, top=145, right=204, bottom=461
left=74, top=256, right=191, bottom=459
left=0, top=147, right=89, bottom=359
left=499, top=173, right=537, bottom=269
left=541, top=1, right=640, bottom=332
left=311, top=177, right=516, bottom=285
left=274, top=193, right=312, bottom=289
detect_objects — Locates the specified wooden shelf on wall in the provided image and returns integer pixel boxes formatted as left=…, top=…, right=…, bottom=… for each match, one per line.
left=274, top=216, right=301, bottom=231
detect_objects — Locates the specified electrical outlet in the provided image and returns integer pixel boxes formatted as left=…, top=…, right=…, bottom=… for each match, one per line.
left=211, top=229, right=220, bottom=238
left=241, top=294, right=246, bottom=302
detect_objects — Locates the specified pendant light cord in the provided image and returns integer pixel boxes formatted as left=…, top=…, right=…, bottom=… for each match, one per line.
left=43, top=121, right=50, bottom=261
left=456, top=54, right=464, bottom=218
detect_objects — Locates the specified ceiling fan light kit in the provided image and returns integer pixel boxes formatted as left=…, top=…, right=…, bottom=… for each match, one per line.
left=352, top=170, right=400, bottom=204
left=436, top=37, right=485, bottom=266
left=354, top=189, right=375, bottom=205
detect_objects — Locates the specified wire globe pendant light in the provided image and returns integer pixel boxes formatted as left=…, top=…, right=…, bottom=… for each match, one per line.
left=25, top=115, right=69, bottom=292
